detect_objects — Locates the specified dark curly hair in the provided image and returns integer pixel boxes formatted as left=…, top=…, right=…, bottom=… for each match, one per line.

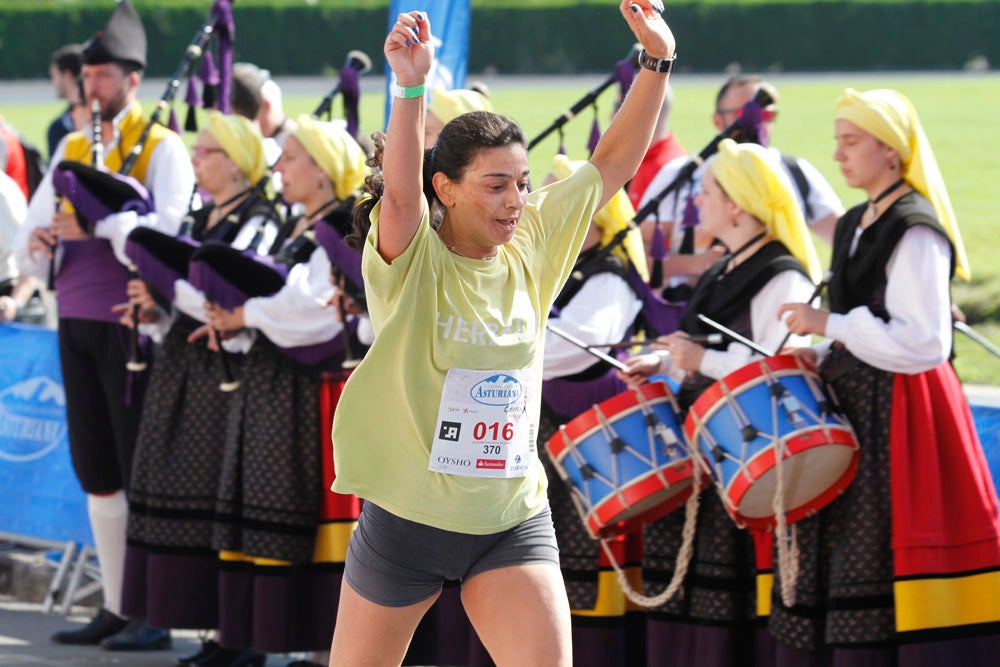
left=348, top=111, right=525, bottom=251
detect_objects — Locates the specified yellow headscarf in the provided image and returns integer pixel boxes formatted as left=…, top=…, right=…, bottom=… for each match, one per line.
left=551, top=154, right=649, bottom=282
left=291, top=114, right=369, bottom=201
left=428, top=88, right=494, bottom=125
left=205, top=111, right=268, bottom=186
left=835, top=88, right=968, bottom=280
left=710, top=139, right=822, bottom=282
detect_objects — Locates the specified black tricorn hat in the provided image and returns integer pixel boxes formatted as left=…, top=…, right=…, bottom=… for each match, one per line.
left=82, top=0, right=147, bottom=70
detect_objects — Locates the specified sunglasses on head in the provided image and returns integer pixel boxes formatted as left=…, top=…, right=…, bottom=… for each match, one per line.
left=717, top=107, right=779, bottom=123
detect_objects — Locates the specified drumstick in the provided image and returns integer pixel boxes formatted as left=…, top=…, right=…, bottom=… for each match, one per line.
left=955, top=321, right=1000, bottom=360
left=772, top=270, right=833, bottom=355
left=594, top=334, right=723, bottom=350
left=546, top=323, right=630, bottom=372
left=696, top=314, right=774, bottom=358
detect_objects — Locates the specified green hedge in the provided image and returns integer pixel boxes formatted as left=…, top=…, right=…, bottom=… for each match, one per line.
left=0, top=1, right=995, bottom=78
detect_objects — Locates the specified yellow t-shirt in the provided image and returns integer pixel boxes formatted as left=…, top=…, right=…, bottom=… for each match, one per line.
left=332, top=162, right=603, bottom=534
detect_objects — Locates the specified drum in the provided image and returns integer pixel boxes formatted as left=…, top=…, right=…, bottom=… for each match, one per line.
left=545, top=381, right=701, bottom=539
left=684, top=354, right=859, bottom=531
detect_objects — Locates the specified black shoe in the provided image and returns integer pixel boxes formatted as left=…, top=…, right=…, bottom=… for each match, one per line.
left=195, top=647, right=263, bottom=667
left=100, top=618, right=172, bottom=651
left=228, top=649, right=266, bottom=667
left=178, top=639, right=221, bottom=665
left=51, top=607, right=128, bottom=645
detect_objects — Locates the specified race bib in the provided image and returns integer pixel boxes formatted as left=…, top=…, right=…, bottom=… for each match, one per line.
left=428, top=368, right=536, bottom=478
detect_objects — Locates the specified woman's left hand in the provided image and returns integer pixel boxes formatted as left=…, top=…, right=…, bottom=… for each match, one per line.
left=654, top=332, right=704, bottom=373
left=777, top=303, right=829, bottom=337
left=619, top=0, right=675, bottom=60
left=385, top=11, right=433, bottom=86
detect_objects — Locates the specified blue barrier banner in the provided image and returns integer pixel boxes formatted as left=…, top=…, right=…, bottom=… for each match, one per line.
left=971, top=403, right=1000, bottom=500
left=0, top=322, right=92, bottom=546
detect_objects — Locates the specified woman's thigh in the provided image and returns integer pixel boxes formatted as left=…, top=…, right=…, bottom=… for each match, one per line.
left=462, top=562, right=572, bottom=667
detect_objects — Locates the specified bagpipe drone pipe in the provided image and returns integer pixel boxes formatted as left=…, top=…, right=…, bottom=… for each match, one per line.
left=528, top=44, right=641, bottom=153
left=50, top=0, right=238, bottom=372
left=312, top=50, right=373, bottom=140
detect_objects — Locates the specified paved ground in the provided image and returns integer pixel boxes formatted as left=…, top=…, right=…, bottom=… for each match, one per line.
left=0, top=597, right=204, bottom=666
left=0, top=598, right=320, bottom=667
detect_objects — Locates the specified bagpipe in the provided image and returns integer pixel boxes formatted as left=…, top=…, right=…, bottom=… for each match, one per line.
left=130, top=0, right=236, bottom=162
left=528, top=44, right=640, bottom=153
left=50, top=0, right=236, bottom=228
left=186, top=235, right=358, bottom=375
left=312, top=50, right=373, bottom=139
left=49, top=0, right=237, bottom=373
left=188, top=56, right=374, bottom=373
left=553, top=87, right=779, bottom=341
left=633, top=86, right=775, bottom=227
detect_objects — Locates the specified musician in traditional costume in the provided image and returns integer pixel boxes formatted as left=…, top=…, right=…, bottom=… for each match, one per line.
left=198, top=115, right=368, bottom=666
left=12, top=0, right=193, bottom=649
left=539, top=154, right=647, bottom=666
left=116, top=111, right=279, bottom=666
left=619, top=139, right=820, bottom=666
left=775, top=88, right=1000, bottom=666
left=638, top=75, right=842, bottom=301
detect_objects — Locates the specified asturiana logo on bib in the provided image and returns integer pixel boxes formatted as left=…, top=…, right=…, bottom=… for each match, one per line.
left=470, top=374, right=522, bottom=406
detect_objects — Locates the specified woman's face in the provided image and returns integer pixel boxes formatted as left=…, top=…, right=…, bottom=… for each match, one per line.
left=833, top=119, right=896, bottom=191
left=693, top=166, right=735, bottom=234
left=191, top=131, right=236, bottom=195
left=440, top=143, right=530, bottom=250
left=274, top=136, right=327, bottom=206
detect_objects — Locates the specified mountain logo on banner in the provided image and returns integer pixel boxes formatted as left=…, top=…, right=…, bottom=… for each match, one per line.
left=0, top=376, right=67, bottom=463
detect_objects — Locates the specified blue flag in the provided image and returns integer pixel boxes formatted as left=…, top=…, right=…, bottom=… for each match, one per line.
left=385, top=0, right=471, bottom=126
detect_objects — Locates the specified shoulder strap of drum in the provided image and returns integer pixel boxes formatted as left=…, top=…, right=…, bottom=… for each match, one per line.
left=552, top=249, right=629, bottom=314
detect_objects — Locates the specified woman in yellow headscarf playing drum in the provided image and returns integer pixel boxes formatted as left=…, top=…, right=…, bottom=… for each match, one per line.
left=619, top=138, right=820, bottom=666
left=776, top=88, right=1000, bottom=664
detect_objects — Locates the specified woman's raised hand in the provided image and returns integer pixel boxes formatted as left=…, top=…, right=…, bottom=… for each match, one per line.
left=619, top=0, right=675, bottom=60
left=385, top=11, right=433, bottom=86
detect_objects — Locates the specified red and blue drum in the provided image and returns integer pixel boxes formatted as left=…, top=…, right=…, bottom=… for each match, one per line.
left=545, top=381, right=702, bottom=539
left=684, top=354, right=859, bottom=531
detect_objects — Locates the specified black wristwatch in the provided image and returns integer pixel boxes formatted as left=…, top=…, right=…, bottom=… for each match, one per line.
left=638, top=48, right=677, bottom=74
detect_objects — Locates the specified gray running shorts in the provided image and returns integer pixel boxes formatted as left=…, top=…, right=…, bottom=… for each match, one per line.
left=344, top=502, right=560, bottom=607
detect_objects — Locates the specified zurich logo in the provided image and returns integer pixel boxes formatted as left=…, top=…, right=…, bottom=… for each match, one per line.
left=470, top=374, right=523, bottom=406
left=0, top=376, right=67, bottom=462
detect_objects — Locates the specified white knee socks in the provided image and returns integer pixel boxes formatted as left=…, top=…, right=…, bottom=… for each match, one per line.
left=87, top=490, right=128, bottom=617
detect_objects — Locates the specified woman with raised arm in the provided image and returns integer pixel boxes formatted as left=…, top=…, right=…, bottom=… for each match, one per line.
left=774, top=88, right=1000, bottom=665
left=326, top=3, right=675, bottom=665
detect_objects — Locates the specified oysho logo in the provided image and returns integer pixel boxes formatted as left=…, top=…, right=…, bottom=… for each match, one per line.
left=0, top=376, right=67, bottom=462
left=437, top=456, right=472, bottom=468
left=470, top=374, right=522, bottom=406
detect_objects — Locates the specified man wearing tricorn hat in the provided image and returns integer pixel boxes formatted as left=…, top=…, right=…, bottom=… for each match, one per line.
left=14, top=0, right=193, bottom=651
